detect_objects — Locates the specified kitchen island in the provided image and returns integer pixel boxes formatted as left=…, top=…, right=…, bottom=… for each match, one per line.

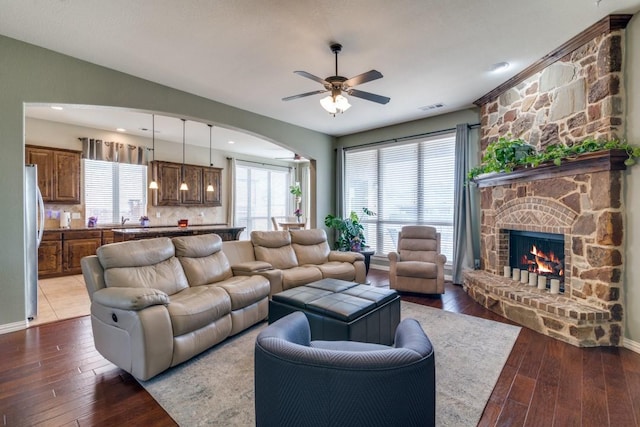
left=112, top=225, right=245, bottom=242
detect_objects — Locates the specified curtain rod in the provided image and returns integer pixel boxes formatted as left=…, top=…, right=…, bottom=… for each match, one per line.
left=226, top=157, right=292, bottom=170
left=343, top=122, right=480, bottom=151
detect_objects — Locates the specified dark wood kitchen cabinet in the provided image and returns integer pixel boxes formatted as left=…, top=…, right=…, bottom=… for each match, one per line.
left=26, top=145, right=81, bottom=204
left=62, top=230, right=102, bottom=275
left=182, top=165, right=204, bottom=205
left=38, top=231, right=62, bottom=277
left=152, top=161, right=222, bottom=207
left=203, top=167, right=222, bottom=206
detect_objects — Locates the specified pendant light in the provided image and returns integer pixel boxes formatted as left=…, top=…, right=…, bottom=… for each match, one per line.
left=148, top=114, right=158, bottom=189
left=179, top=119, right=188, bottom=191
left=206, top=124, right=214, bottom=193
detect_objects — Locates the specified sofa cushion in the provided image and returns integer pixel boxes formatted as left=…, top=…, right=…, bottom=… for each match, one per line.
left=101, top=253, right=189, bottom=296
left=98, top=237, right=189, bottom=295
left=291, top=229, right=331, bottom=265
left=282, top=266, right=323, bottom=290
left=252, top=231, right=299, bottom=269
left=167, top=286, right=231, bottom=336
left=314, top=261, right=357, bottom=282
left=214, top=276, right=271, bottom=310
left=396, top=261, right=437, bottom=279
left=172, top=234, right=234, bottom=286
left=399, top=226, right=438, bottom=262
left=97, top=237, right=175, bottom=269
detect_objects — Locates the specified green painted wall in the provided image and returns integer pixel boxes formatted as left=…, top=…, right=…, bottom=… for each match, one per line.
left=0, top=35, right=334, bottom=327
left=623, top=13, right=640, bottom=345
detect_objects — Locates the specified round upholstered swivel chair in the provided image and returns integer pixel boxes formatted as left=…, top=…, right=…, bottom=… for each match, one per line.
left=254, top=311, right=436, bottom=427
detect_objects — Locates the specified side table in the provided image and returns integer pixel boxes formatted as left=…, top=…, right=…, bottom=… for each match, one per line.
left=359, top=248, right=375, bottom=275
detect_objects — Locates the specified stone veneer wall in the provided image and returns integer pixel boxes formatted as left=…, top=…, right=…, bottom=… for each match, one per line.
left=465, top=22, right=629, bottom=346
left=480, top=30, right=624, bottom=150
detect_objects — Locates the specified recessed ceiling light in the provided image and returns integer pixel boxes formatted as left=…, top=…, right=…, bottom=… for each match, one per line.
left=490, top=62, right=510, bottom=73
left=50, top=106, right=63, bottom=110
left=228, top=140, right=235, bottom=144
left=419, top=103, right=445, bottom=111
left=116, top=128, right=126, bottom=132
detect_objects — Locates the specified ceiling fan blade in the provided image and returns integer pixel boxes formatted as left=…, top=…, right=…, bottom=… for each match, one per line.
left=348, top=89, right=390, bottom=105
left=294, top=71, right=328, bottom=85
left=344, top=70, right=383, bottom=87
left=282, top=89, right=328, bottom=101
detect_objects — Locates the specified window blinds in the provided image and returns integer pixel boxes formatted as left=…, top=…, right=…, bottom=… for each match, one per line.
left=84, top=159, right=147, bottom=225
left=344, top=132, right=455, bottom=261
left=234, top=161, right=291, bottom=239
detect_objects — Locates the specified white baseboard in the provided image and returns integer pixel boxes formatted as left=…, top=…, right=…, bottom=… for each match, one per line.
left=0, top=320, right=27, bottom=335
left=624, top=337, right=640, bottom=354
left=370, top=264, right=389, bottom=272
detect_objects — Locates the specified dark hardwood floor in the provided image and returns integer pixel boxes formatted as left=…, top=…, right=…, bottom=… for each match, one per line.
left=1, top=269, right=639, bottom=426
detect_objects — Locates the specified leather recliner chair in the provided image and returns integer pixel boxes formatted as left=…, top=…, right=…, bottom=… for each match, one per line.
left=388, top=225, right=447, bottom=294
left=254, top=311, right=436, bottom=427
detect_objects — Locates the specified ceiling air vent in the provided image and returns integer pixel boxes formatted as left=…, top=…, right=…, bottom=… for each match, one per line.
left=419, top=103, right=445, bottom=111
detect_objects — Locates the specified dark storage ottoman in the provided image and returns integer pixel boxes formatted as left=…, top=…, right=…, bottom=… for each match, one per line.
left=269, top=278, right=401, bottom=345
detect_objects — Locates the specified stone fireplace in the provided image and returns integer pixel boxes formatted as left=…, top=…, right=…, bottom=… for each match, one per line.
left=463, top=15, right=632, bottom=347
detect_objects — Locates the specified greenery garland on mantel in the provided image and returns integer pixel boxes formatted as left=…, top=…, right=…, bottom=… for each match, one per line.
left=468, top=136, right=640, bottom=183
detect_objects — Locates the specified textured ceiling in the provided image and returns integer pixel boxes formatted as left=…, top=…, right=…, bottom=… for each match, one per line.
left=2, top=0, right=640, bottom=155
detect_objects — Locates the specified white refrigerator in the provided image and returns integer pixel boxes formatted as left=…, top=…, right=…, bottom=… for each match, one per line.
left=25, top=164, right=45, bottom=320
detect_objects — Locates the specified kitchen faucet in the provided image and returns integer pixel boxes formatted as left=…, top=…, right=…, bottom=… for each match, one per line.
left=121, top=216, right=129, bottom=225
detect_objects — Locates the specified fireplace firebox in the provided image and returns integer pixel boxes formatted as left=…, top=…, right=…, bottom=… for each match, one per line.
left=509, top=230, right=565, bottom=292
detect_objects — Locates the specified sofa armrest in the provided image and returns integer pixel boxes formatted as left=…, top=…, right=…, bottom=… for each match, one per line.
left=437, top=254, right=447, bottom=265
left=231, top=261, right=273, bottom=274
left=92, top=287, right=169, bottom=311
left=329, top=250, right=364, bottom=263
left=388, top=251, right=400, bottom=263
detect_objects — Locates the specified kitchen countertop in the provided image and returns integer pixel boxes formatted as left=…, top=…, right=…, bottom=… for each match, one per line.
left=44, top=223, right=230, bottom=232
left=112, top=225, right=243, bottom=234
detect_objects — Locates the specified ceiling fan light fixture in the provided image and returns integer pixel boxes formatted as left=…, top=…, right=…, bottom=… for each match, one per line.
left=320, top=94, right=351, bottom=115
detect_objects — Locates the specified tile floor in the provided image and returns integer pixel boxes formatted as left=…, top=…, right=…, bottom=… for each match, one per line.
left=28, top=274, right=91, bottom=327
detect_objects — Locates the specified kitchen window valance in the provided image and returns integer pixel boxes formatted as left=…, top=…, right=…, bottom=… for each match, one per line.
left=80, top=137, right=147, bottom=165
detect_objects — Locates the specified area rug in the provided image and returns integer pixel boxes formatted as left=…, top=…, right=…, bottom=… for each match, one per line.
left=140, top=302, right=521, bottom=426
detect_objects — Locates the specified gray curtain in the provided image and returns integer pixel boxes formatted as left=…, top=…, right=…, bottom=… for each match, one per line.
left=452, top=124, right=475, bottom=284
left=80, top=138, right=147, bottom=165
left=335, top=147, right=345, bottom=217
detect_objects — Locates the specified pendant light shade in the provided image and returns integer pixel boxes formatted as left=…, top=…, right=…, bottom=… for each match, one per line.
left=179, top=119, right=188, bottom=191
left=148, top=114, right=158, bottom=189
left=206, top=124, right=214, bottom=193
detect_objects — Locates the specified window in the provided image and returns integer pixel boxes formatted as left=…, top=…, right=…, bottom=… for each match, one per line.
left=84, top=159, right=147, bottom=224
left=234, top=162, right=291, bottom=239
left=343, top=133, right=455, bottom=262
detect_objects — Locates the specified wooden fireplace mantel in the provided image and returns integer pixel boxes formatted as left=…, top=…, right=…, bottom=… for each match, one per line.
left=472, top=149, right=629, bottom=188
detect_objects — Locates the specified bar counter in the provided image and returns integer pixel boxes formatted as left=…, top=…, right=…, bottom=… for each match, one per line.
left=112, top=225, right=245, bottom=242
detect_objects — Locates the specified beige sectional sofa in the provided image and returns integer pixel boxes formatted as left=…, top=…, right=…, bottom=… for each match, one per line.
left=81, top=233, right=270, bottom=380
left=223, top=229, right=367, bottom=295
left=81, top=229, right=366, bottom=380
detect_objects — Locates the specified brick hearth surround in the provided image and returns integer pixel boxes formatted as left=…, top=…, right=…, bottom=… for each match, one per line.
left=463, top=15, right=632, bottom=347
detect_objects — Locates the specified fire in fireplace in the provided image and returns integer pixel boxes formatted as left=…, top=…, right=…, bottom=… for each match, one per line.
left=509, top=230, right=565, bottom=292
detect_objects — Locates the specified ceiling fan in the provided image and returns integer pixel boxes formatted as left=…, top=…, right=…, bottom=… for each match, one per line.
left=282, top=43, right=390, bottom=115
left=275, top=153, right=307, bottom=162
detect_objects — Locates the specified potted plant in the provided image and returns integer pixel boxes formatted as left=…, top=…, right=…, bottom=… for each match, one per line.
left=289, top=183, right=302, bottom=204
left=467, top=136, right=640, bottom=182
left=324, top=208, right=376, bottom=251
